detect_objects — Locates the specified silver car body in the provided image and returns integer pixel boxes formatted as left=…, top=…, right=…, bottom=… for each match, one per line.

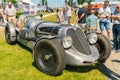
left=9, top=15, right=100, bottom=66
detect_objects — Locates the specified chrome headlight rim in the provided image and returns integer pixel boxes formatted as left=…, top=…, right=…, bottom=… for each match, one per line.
left=87, top=33, right=98, bottom=44
left=62, top=36, right=73, bottom=49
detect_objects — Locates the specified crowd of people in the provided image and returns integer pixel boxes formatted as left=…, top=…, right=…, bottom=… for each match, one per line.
left=56, top=3, right=71, bottom=24
left=57, top=0, right=120, bottom=53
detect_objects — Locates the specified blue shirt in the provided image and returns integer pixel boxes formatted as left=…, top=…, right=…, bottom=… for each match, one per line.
left=113, top=10, right=120, bottom=24
left=78, top=7, right=87, bottom=23
left=87, top=14, right=98, bottom=27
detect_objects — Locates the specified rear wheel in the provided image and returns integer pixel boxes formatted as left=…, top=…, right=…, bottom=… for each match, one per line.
left=34, top=39, right=66, bottom=75
left=5, top=24, right=16, bottom=44
left=95, top=34, right=111, bottom=63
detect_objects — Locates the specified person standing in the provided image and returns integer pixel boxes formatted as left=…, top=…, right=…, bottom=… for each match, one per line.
left=65, top=2, right=71, bottom=24
left=98, top=0, right=111, bottom=40
left=0, top=5, right=3, bottom=23
left=87, top=9, right=98, bottom=32
left=5, top=2, right=17, bottom=25
left=111, top=4, right=120, bottom=53
left=76, top=2, right=88, bottom=32
left=57, top=7, right=64, bottom=24
left=74, top=4, right=82, bottom=25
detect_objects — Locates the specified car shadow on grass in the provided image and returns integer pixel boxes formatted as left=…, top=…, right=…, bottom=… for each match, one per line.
left=17, top=42, right=32, bottom=53
left=32, top=61, right=120, bottom=79
left=112, top=60, right=120, bottom=63
left=65, top=63, right=103, bottom=73
left=65, top=63, right=120, bottom=80
left=102, top=64, right=120, bottom=80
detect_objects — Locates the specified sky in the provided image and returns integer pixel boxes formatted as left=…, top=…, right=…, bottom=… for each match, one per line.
left=31, top=0, right=78, bottom=8
left=31, top=0, right=120, bottom=7
left=31, top=0, right=65, bottom=7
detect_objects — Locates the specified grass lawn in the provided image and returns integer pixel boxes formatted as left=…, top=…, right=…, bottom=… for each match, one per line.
left=0, top=12, right=107, bottom=80
left=42, top=12, right=75, bottom=23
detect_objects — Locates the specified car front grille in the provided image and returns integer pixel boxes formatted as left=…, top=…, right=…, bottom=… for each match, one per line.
left=66, top=28, right=91, bottom=55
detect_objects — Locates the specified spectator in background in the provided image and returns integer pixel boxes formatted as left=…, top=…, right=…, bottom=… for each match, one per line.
left=111, top=4, right=120, bottom=53
left=29, top=5, right=37, bottom=16
left=57, top=7, right=64, bottom=23
left=65, top=2, right=71, bottom=24
left=5, top=2, right=17, bottom=25
left=43, top=4, right=46, bottom=12
left=98, top=0, right=111, bottom=40
left=76, top=2, right=88, bottom=32
left=2, top=5, right=7, bottom=24
left=23, top=3, right=30, bottom=14
left=0, top=5, right=3, bottom=23
left=63, top=8, right=67, bottom=23
left=74, top=4, right=82, bottom=25
left=56, top=7, right=59, bottom=22
left=110, top=5, right=115, bottom=22
left=39, top=4, right=42, bottom=12
left=87, top=9, right=98, bottom=32
left=75, top=4, right=83, bottom=15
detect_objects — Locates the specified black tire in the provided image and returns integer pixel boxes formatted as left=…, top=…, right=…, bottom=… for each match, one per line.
left=34, top=39, right=66, bottom=75
left=5, top=25, right=16, bottom=44
left=95, top=34, right=111, bottom=63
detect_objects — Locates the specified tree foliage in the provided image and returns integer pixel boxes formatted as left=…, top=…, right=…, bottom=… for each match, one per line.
left=77, top=0, right=85, bottom=4
left=42, top=0, right=48, bottom=5
left=5, top=0, right=17, bottom=3
left=65, top=0, right=93, bottom=7
left=77, top=0, right=93, bottom=5
left=65, top=0, right=67, bottom=3
left=42, top=0, right=44, bottom=5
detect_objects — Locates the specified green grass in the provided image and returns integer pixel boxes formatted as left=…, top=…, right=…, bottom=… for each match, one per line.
left=43, top=14, right=57, bottom=22
left=0, top=13, right=107, bottom=80
left=42, top=12, right=76, bottom=23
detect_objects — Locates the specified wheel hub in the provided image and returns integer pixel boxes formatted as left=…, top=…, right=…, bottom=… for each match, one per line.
left=45, top=54, right=52, bottom=60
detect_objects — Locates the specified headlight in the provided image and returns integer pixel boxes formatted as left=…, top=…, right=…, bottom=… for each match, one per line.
left=62, top=36, right=73, bottom=49
left=87, top=33, right=98, bottom=44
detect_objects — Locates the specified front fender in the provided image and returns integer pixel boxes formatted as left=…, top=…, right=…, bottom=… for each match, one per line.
left=5, top=22, right=16, bottom=41
left=33, top=35, right=57, bottom=57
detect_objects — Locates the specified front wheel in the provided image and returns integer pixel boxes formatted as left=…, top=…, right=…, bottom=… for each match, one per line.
left=95, top=34, right=111, bottom=63
left=34, top=39, right=66, bottom=75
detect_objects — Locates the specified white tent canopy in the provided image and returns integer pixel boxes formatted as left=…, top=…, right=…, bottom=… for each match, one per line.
left=22, top=0, right=36, bottom=5
left=91, top=1, right=120, bottom=5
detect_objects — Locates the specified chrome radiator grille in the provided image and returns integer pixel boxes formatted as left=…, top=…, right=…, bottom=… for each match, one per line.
left=66, top=28, right=91, bottom=55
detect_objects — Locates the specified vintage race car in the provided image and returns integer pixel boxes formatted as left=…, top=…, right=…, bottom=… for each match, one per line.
left=5, top=15, right=111, bottom=75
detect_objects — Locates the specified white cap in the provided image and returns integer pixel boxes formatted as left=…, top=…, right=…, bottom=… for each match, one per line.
left=76, top=4, right=83, bottom=8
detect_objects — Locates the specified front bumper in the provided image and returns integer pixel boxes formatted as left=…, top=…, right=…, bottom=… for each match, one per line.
left=65, top=45, right=99, bottom=66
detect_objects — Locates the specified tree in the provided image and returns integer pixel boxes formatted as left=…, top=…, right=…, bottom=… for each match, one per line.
left=77, top=0, right=94, bottom=7
left=45, top=0, right=48, bottom=6
left=77, top=0, right=85, bottom=4
left=4, top=0, right=17, bottom=3
left=42, top=0, right=45, bottom=5
left=65, top=0, right=67, bottom=3
left=77, top=0, right=93, bottom=5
